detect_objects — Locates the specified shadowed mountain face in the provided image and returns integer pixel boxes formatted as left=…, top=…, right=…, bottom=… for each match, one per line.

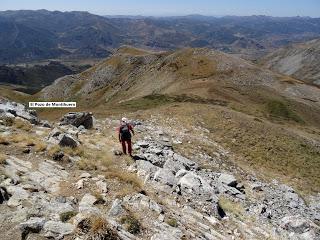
left=1, top=10, right=320, bottom=63
left=0, top=61, right=91, bottom=93
left=261, top=39, right=320, bottom=86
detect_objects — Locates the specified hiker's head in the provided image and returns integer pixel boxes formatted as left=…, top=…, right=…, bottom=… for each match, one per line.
left=121, top=117, right=128, bottom=125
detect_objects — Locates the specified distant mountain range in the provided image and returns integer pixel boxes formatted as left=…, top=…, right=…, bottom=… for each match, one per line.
left=1, top=10, right=320, bottom=63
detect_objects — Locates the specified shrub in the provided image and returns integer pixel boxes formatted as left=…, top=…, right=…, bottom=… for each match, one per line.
left=60, top=211, right=77, bottom=222
left=266, top=100, right=304, bottom=123
left=166, top=218, right=178, bottom=227
left=78, top=216, right=121, bottom=240
left=2, top=117, right=14, bottom=126
left=120, top=214, right=141, bottom=234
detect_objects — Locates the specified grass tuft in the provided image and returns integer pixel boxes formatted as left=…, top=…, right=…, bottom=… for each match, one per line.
left=60, top=211, right=77, bottom=222
left=105, top=170, right=143, bottom=191
left=78, top=216, right=121, bottom=240
left=218, top=196, right=244, bottom=219
left=0, top=153, right=7, bottom=165
left=0, top=135, right=10, bottom=145
left=120, top=213, right=141, bottom=234
left=166, top=218, right=178, bottom=227
left=13, top=118, right=33, bottom=131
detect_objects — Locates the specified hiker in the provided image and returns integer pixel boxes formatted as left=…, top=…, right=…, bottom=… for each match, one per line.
left=118, top=117, right=134, bottom=156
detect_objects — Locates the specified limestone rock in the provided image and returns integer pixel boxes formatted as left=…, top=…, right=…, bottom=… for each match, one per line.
left=108, top=199, right=124, bottom=217
left=0, top=99, right=39, bottom=124
left=58, top=134, right=80, bottom=148
left=75, top=179, right=85, bottom=189
left=280, top=215, right=313, bottom=234
left=154, top=169, right=176, bottom=187
left=19, top=217, right=46, bottom=236
left=60, top=112, right=93, bottom=129
left=6, top=186, right=30, bottom=207
left=79, top=172, right=92, bottom=179
left=96, top=180, right=108, bottom=193
left=43, top=221, right=75, bottom=239
left=79, top=194, right=99, bottom=215
left=218, top=173, right=237, bottom=187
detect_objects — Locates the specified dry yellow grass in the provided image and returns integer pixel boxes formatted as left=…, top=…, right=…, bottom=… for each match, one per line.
left=0, top=135, right=10, bottom=145
left=47, top=145, right=61, bottom=156
left=48, top=145, right=85, bottom=158
left=90, top=216, right=108, bottom=233
left=218, top=196, right=244, bottom=219
left=0, top=153, right=7, bottom=165
left=9, top=133, right=29, bottom=143
left=34, top=142, right=47, bottom=152
left=105, top=169, right=143, bottom=191
left=77, top=158, right=98, bottom=171
left=80, top=216, right=120, bottom=239
left=13, top=118, right=33, bottom=131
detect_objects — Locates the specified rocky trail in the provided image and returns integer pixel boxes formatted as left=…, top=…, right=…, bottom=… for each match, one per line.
left=0, top=99, right=319, bottom=240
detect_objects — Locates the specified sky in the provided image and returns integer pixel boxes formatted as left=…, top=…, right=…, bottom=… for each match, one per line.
left=0, top=0, right=319, bottom=17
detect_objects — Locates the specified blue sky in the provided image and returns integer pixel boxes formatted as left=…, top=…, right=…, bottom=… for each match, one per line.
left=1, top=0, right=319, bottom=17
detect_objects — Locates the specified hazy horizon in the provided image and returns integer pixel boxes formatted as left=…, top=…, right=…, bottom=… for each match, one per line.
left=1, top=0, right=319, bottom=18
left=0, top=9, right=318, bottom=19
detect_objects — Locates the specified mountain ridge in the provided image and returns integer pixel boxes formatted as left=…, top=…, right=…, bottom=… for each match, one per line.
left=39, top=46, right=320, bottom=128
left=1, top=10, right=320, bottom=64
left=261, top=39, right=320, bottom=86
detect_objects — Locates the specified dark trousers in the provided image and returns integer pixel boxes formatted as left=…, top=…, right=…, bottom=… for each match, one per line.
left=121, top=139, right=132, bottom=155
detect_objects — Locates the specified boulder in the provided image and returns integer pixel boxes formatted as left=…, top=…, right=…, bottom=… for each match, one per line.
left=131, top=160, right=160, bottom=178
left=280, top=215, right=313, bottom=234
left=58, top=134, right=79, bottom=148
left=43, top=221, right=75, bottom=239
left=60, top=112, right=93, bottom=129
left=177, top=171, right=213, bottom=195
left=163, top=153, right=198, bottom=174
left=153, top=169, right=176, bottom=187
left=79, top=194, right=100, bottom=215
left=75, top=179, right=85, bottom=189
left=96, top=180, right=108, bottom=193
left=108, top=199, right=124, bottom=217
left=79, top=172, right=92, bottom=179
left=19, top=217, right=46, bottom=236
left=123, top=194, right=163, bottom=214
left=6, top=186, right=30, bottom=207
left=0, top=99, right=39, bottom=124
left=218, top=173, right=237, bottom=187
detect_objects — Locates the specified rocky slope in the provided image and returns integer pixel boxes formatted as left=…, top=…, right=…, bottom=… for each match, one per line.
left=261, top=39, right=320, bottom=86
left=0, top=99, right=319, bottom=240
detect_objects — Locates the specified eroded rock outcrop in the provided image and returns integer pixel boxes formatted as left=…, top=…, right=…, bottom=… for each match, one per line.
left=0, top=98, right=39, bottom=124
left=60, top=112, right=93, bottom=129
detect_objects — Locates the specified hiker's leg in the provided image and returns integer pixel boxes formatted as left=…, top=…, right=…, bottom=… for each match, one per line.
left=127, top=139, right=132, bottom=156
left=121, top=140, right=127, bottom=154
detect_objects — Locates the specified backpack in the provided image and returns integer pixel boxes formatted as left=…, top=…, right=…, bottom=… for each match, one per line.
left=120, top=124, right=131, bottom=140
